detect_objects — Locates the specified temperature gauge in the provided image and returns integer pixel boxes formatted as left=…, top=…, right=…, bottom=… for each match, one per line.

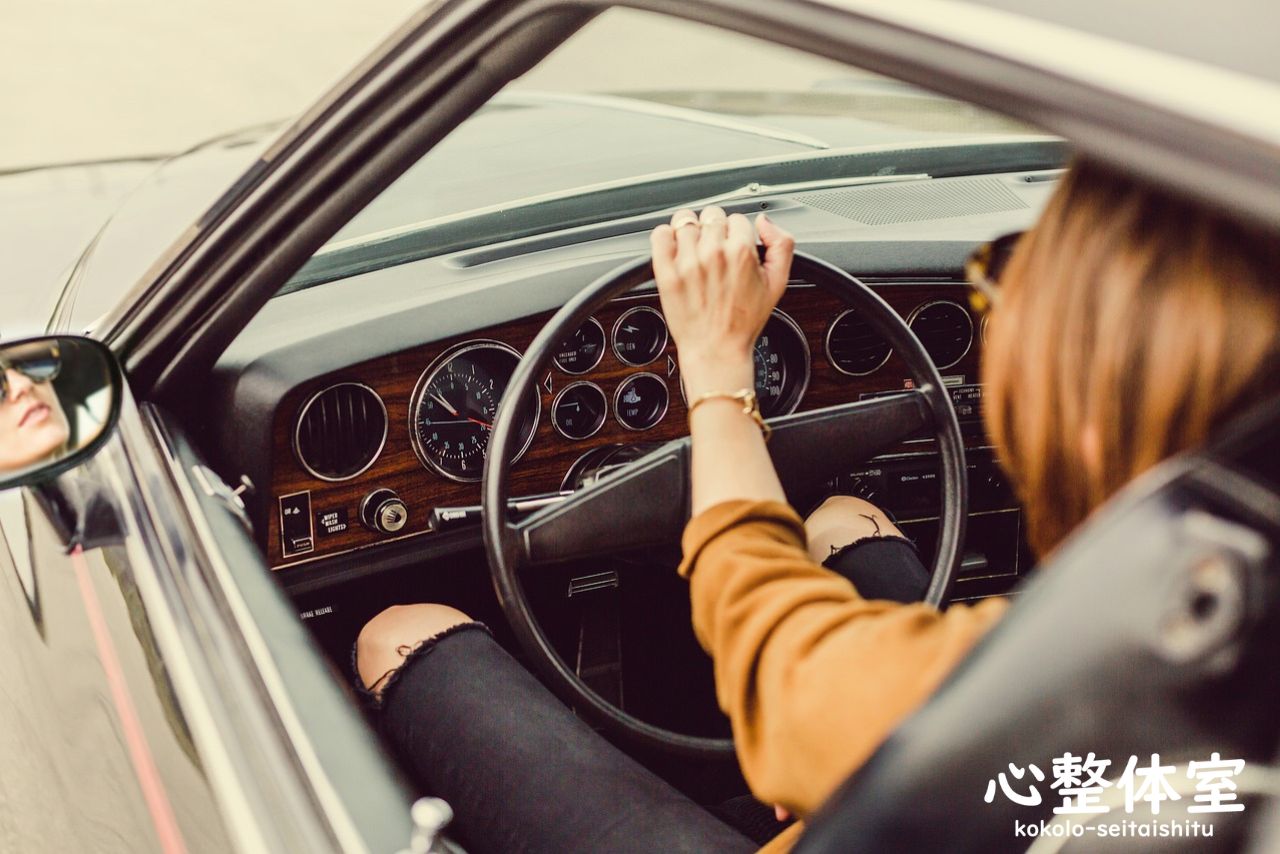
left=614, top=373, right=669, bottom=431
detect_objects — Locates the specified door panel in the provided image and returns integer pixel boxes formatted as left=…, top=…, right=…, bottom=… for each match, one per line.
left=0, top=467, right=233, bottom=852
left=147, top=405, right=418, bottom=854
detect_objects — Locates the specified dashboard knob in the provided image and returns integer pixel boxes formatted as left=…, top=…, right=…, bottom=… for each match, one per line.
left=361, top=489, right=408, bottom=535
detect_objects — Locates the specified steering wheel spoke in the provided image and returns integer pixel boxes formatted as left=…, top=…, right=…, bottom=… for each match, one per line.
left=769, top=389, right=931, bottom=507
left=514, top=390, right=930, bottom=564
left=514, top=440, right=690, bottom=565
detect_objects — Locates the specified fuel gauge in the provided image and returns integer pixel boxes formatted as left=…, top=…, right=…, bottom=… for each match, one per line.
left=554, top=317, right=606, bottom=374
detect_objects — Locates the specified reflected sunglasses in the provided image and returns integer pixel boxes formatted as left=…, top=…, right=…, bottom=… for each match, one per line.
left=964, top=230, right=1024, bottom=315
left=0, top=344, right=61, bottom=404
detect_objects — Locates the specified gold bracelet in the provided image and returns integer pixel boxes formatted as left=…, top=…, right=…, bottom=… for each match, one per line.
left=686, top=388, right=771, bottom=440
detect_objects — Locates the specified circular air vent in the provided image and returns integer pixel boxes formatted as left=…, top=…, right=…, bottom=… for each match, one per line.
left=293, top=383, right=387, bottom=481
left=826, top=309, right=892, bottom=376
left=908, top=301, right=974, bottom=370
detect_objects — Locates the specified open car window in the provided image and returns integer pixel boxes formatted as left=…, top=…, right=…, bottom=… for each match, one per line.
left=282, top=7, right=1043, bottom=294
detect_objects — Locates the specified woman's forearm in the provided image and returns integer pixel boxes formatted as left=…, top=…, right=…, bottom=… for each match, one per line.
left=689, top=394, right=786, bottom=515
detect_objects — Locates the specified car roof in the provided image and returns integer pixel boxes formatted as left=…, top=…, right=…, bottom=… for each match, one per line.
left=810, top=0, right=1280, bottom=135
left=964, top=0, right=1279, bottom=86
left=792, top=0, right=1280, bottom=229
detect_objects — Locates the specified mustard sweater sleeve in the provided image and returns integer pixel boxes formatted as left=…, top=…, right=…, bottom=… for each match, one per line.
left=678, top=499, right=1008, bottom=818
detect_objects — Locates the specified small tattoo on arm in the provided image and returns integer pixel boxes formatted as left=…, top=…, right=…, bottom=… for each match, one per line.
left=859, top=513, right=882, bottom=537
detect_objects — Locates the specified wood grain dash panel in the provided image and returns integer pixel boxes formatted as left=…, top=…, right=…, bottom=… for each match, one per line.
left=267, top=283, right=984, bottom=568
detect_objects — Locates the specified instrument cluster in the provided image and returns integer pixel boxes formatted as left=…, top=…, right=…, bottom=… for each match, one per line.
left=404, top=305, right=813, bottom=483
left=273, top=282, right=982, bottom=567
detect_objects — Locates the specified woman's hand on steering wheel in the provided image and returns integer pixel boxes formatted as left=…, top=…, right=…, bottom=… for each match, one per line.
left=650, top=206, right=795, bottom=399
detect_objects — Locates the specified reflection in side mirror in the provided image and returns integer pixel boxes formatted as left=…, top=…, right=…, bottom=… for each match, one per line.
left=0, top=336, right=122, bottom=489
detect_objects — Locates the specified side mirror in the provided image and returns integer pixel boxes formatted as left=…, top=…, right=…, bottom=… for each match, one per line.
left=0, top=336, right=123, bottom=489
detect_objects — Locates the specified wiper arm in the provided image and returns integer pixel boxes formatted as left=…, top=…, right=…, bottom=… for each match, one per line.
left=681, top=173, right=928, bottom=209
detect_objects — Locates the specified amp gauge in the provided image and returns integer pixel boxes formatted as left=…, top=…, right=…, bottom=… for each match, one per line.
left=613, top=306, right=668, bottom=366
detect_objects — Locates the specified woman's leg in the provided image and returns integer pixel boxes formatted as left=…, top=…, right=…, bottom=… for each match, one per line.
left=804, top=495, right=931, bottom=603
left=356, top=605, right=757, bottom=854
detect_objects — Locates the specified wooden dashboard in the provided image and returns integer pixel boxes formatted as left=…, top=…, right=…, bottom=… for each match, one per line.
left=266, top=281, right=983, bottom=568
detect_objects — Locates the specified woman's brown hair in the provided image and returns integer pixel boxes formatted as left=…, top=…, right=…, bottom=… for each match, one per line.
left=982, top=158, right=1280, bottom=557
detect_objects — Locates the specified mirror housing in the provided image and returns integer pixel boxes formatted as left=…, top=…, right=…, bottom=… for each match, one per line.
left=0, top=336, right=123, bottom=490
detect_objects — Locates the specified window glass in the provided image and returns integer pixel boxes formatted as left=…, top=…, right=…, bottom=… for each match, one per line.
left=288, top=8, right=1039, bottom=290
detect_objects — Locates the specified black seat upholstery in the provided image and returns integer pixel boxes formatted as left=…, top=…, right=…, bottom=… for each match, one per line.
left=795, top=399, right=1280, bottom=853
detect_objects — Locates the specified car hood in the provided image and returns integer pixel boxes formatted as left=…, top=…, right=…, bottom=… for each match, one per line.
left=52, top=125, right=276, bottom=333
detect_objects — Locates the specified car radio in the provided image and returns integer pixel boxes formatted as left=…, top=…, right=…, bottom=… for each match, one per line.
left=829, top=444, right=1029, bottom=599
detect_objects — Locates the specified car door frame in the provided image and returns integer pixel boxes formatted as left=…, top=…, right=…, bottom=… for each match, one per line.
left=60, top=0, right=1280, bottom=850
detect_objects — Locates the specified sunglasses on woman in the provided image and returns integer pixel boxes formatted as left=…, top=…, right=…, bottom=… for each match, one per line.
left=0, top=344, right=61, bottom=404
left=964, top=230, right=1024, bottom=315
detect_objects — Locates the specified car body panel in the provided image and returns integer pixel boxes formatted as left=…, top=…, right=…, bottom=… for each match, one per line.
left=0, top=424, right=236, bottom=851
left=0, top=373, right=415, bottom=852
left=0, top=160, right=157, bottom=338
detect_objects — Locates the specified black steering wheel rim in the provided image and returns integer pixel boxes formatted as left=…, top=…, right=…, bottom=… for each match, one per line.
left=483, top=251, right=968, bottom=759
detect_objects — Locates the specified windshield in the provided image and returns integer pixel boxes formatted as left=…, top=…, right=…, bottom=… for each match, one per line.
left=288, top=9, right=1043, bottom=291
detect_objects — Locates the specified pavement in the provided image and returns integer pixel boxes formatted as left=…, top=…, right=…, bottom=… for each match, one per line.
left=0, top=4, right=861, bottom=335
left=3, top=0, right=422, bottom=170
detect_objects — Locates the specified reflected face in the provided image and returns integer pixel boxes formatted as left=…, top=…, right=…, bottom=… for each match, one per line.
left=0, top=365, right=70, bottom=473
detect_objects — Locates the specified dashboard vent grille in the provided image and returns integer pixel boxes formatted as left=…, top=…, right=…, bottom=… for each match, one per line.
left=294, top=383, right=387, bottom=481
left=826, top=309, right=892, bottom=376
left=908, top=301, right=974, bottom=369
left=795, top=177, right=1027, bottom=226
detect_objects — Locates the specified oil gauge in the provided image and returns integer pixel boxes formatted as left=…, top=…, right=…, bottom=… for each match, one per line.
left=552, top=382, right=608, bottom=440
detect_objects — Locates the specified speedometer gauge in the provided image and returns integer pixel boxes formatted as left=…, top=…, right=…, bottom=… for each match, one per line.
left=754, top=310, right=811, bottom=417
left=410, top=341, right=539, bottom=482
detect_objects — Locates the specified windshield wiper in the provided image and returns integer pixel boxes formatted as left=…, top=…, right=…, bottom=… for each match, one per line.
left=682, top=173, right=928, bottom=209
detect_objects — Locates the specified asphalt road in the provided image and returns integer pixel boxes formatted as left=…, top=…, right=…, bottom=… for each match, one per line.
left=3, top=0, right=421, bottom=170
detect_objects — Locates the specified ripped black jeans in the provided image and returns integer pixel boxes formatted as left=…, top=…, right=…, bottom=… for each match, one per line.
left=356, top=536, right=928, bottom=854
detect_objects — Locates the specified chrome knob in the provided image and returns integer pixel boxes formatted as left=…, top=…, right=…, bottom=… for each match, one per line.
left=361, top=489, right=408, bottom=535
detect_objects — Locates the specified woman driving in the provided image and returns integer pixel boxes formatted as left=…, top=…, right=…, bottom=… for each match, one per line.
left=354, top=157, right=1280, bottom=853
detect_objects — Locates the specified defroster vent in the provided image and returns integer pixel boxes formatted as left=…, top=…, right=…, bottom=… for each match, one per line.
left=908, top=301, right=974, bottom=370
left=294, top=382, right=388, bottom=481
left=826, top=309, right=892, bottom=376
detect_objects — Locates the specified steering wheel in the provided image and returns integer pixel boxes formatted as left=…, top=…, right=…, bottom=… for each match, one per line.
left=483, top=252, right=967, bottom=759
